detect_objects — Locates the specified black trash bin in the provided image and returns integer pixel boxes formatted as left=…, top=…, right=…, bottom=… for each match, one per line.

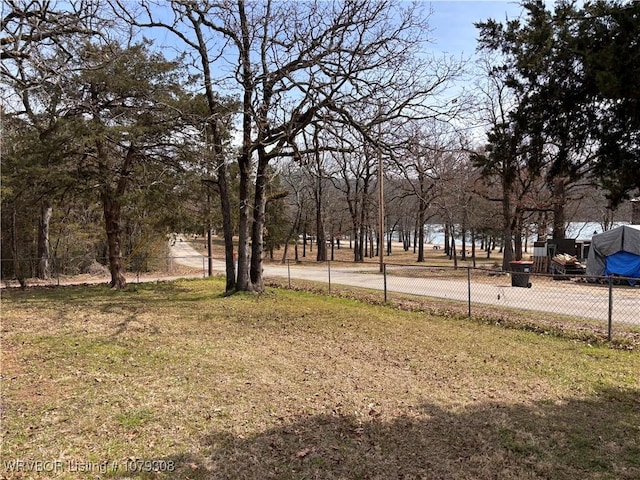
left=509, top=261, right=533, bottom=288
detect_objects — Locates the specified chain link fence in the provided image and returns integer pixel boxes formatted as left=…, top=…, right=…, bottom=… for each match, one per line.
left=387, top=264, right=637, bottom=337
left=3, top=255, right=638, bottom=345
left=276, top=260, right=640, bottom=345
left=0, top=256, right=209, bottom=287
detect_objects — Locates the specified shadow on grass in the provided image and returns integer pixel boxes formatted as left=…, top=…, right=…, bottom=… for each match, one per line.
left=117, top=387, right=639, bottom=480
left=2, top=278, right=226, bottom=308
left=2, top=280, right=191, bottom=302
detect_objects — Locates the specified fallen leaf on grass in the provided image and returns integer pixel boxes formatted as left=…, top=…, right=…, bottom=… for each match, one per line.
left=295, top=448, right=312, bottom=458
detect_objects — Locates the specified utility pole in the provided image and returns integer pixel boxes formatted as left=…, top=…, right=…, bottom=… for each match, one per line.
left=201, top=179, right=216, bottom=277
left=376, top=103, right=385, bottom=274
left=202, top=125, right=214, bottom=277
left=378, top=146, right=384, bottom=273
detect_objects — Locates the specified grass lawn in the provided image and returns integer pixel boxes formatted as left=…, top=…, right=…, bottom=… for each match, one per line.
left=2, top=278, right=639, bottom=479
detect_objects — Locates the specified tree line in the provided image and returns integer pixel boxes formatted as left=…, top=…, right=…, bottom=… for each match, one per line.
left=2, top=0, right=638, bottom=291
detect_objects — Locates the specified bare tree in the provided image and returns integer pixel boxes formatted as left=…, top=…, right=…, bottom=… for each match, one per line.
left=332, top=140, right=377, bottom=262
left=392, top=120, right=459, bottom=262
left=117, top=0, right=455, bottom=292
left=1, top=0, right=104, bottom=60
left=278, top=161, right=308, bottom=263
left=471, top=53, right=535, bottom=269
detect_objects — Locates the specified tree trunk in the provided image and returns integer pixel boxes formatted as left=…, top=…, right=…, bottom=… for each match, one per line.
left=357, top=224, right=365, bottom=262
left=281, top=201, right=301, bottom=264
left=97, top=141, right=133, bottom=290
left=250, top=150, right=269, bottom=292
left=514, top=212, right=523, bottom=261
left=303, top=222, right=308, bottom=258
left=216, top=151, right=236, bottom=292
left=450, top=225, right=458, bottom=268
left=236, top=1, right=253, bottom=292
left=102, top=191, right=126, bottom=289
left=236, top=156, right=252, bottom=290
left=536, top=211, right=548, bottom=241
left=11, top=206, right=22, bottom=281
left=313, top=135, right=327, bottom=262
left=502, top=193, right=514, bottom=270
left=443, top=224, right=450, bottom=256
left=471, top=228, right=476, bottom=268
left=364, top=227, right=368, bottom=257
left=417, top=206, right=425, bottom=262
left=315, top=194, right=326, bottom=262
left=352, top=228, right=358, bottom=261
left=206, top=120, right=236, bottom=291
left=552, top=177, right=567, bottom=239
left=37, top=200, right=52, bottom=280
left=369, top=229, right=374, bottom=258
left=460, top=224, right=467, bottom=261
left=197, top=7, right=236, bottom=291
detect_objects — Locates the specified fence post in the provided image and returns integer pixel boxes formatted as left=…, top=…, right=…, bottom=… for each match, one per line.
left=467, top=266, right=471, bottom=317
left=383, top=263, right=387, bottom=303
left=328, top=260, right=331, bottom=294
left=287, top=259, right=291, bottom=289
left=608, top=276, right=613, bottom=342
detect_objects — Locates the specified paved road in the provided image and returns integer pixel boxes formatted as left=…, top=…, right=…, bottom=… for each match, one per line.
left=170, top=238, right=639, bottom=325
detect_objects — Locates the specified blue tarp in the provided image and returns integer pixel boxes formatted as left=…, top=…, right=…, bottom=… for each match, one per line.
left=604, top=251, right=640, bottom=278
left=586, top=225, right=640, bottom=282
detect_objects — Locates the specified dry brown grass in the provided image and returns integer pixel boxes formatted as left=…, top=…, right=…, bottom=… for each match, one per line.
left=2, top=279, right=639, bottom=479
left=264, top=277, right=640, bottom=350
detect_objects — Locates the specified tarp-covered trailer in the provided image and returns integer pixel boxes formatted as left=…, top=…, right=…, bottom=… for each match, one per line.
left=586, top=225, right=640, bottom=280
